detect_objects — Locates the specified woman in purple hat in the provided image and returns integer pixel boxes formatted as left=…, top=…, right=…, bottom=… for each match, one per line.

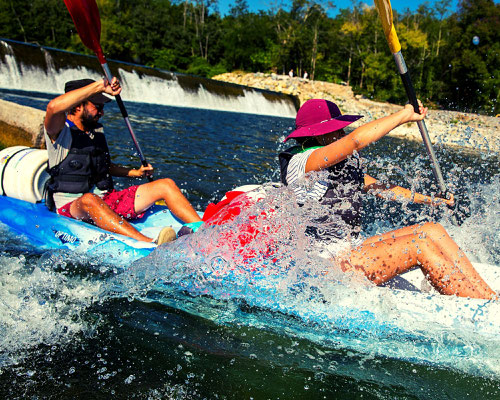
left=279, top=99, right=496, bottom=299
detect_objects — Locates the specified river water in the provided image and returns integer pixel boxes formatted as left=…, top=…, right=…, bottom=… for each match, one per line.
left=0, top=89, right=499, bottom=399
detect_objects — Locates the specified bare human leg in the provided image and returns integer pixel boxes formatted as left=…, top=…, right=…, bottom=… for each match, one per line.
left=338, top=227, right=496, bottom=299
left=134, top=178, right=202, bottom=223
left=69, top=192, right=153, bottom=242
left=360, top=222, right=492, bottom=294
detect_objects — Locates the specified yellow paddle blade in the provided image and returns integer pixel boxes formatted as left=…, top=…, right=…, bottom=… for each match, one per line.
left=374, top=0, right=401, bottom=54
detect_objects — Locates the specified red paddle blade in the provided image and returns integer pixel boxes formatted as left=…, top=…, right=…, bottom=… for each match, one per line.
left=64, top=0, right=106, bottom=64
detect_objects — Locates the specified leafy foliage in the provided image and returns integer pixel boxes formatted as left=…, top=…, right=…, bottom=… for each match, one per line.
left=0, top=0, right=498, bottom=114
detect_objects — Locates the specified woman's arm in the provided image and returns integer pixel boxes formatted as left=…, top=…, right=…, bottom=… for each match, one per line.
left=305, top=103, right=427, bottom=173
left=363, top=174, right=454, bottom=206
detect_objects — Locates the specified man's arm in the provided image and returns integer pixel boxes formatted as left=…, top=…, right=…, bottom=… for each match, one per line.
left=363, top=174, right=454, bottom=206
left=109, top=163, right=153, bottom=178
left=44, top=78, right=121, bottom=141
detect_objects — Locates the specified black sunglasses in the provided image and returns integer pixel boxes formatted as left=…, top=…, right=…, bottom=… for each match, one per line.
left=90, top=102, right=104, bottom=112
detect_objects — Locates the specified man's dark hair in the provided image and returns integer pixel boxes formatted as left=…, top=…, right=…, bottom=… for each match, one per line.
left=68, top=101, right=88, bottom=115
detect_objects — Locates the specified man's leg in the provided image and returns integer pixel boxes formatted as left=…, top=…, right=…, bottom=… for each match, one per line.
left=134, top=178, right=202, bottom=223
left=69, top=193, right=152, bottom=242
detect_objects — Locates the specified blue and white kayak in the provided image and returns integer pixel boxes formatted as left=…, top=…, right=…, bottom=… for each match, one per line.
left=0, top=145, right=198, bottom=263
left=0, top=195, right=188, bottom=264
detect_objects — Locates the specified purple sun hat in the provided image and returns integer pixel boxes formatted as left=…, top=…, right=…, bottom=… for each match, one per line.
left=285, top=99, right=363, bottom=142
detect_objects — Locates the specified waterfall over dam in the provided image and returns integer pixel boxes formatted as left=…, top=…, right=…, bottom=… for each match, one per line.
left=0, top=38, right=298, bottom=117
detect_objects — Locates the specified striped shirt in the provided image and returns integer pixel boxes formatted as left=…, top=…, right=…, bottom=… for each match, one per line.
left=285, top=149, right=329, bottom=203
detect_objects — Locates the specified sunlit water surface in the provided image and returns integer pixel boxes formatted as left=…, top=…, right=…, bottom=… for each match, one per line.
left=0, top=89, right=499, bottom=399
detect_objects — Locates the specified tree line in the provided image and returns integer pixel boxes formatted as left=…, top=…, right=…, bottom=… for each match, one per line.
left=0, top=0, right=498, bottom=115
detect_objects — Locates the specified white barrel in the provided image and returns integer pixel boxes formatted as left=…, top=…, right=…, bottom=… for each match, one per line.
left=0, top=146, right=49, bottom=203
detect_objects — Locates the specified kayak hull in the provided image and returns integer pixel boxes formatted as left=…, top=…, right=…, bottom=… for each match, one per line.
left=0, top=195, right=189, bottom=263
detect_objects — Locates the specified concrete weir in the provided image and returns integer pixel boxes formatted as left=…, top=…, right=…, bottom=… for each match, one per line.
left=0, top=38, right=299, bottom=148
left=0, top=38, right=299, bottom=118
left=0, top=99, right=45, bottom=148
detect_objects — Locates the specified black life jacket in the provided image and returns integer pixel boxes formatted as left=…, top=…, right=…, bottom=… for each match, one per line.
left=279, top=145, right=364, bottom=239
left=47, top=121, right=114, bottom=194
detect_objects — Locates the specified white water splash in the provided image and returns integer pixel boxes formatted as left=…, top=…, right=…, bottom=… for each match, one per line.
left=443, top=178, right=500, bottom=265
left=0, top=252, right=101, bottom=369
left=112, top=180, right=500, bottom=378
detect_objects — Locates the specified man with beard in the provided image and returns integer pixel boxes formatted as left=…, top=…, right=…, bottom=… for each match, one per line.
left=43, top=77, right=202, bottom=244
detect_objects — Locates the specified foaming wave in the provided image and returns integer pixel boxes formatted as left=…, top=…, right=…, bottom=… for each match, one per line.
left=118, top=69, right=297, bottom=116
left=443, top=177, right=500, bottom=265
left=0, top=252, right=101, bottom=368
left=110, top=180, right=500, bottom=378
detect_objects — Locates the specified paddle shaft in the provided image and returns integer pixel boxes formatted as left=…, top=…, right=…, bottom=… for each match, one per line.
left=64, top=0, right=151, bottom=179
left=392, top=44, right=459, bottom=224
left=374, top=0, right=452, bottom=198
left=100, top=63, right=149, bottom=170
left=393, top=52, right=447, bottom=195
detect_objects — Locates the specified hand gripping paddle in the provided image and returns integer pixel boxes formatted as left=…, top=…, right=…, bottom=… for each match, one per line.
left=374, top=0, right=460, bottom=224
left=64, top=0, right=152, bottom=180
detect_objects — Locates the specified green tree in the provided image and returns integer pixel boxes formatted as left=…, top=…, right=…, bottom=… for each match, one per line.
left=440, top=0, right=499, bottom=113
left=0, top=0, right=497, bottom=114
left=0, top=0, right=74, bottom=48
left=220, top=2, right=276, bottom=72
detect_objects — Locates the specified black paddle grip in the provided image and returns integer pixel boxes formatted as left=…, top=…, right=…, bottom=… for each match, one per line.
left=143, top=159, right=153, bottom=182
left=115, top=95, right=129, bottom=118
left=400, top=72, right=419, bottom=113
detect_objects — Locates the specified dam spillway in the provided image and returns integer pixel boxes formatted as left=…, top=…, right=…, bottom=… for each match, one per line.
left=0, top=38, right=298, bottom=117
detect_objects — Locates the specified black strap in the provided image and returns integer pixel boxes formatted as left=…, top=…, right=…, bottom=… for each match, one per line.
left=43, top=177, right=56, bottom=211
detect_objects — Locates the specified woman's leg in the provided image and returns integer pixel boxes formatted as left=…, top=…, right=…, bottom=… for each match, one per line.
left=361, top=222, right=491, bottom=293
left=339, top=227, right=496, bottom=299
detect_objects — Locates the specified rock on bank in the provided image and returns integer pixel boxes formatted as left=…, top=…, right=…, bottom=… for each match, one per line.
left=0, top=99, right=45, bottom=148
left=213, top=72, right=500, bottom=153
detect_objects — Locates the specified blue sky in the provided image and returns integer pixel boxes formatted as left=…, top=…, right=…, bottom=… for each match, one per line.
left=215, top=0, right=461, bottom=16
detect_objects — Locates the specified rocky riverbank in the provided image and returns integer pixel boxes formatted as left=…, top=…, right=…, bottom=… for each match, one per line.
left=213, top=72, right=500, bottom=153
left=1, top=72, right=498, bottom=153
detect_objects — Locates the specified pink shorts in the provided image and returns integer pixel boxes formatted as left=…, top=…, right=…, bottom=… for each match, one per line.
left=57, top=185, right=145, bottom=220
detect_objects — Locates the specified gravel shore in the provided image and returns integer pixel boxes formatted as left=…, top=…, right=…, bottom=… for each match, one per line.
left=213, top=72, right=500, bottom=154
